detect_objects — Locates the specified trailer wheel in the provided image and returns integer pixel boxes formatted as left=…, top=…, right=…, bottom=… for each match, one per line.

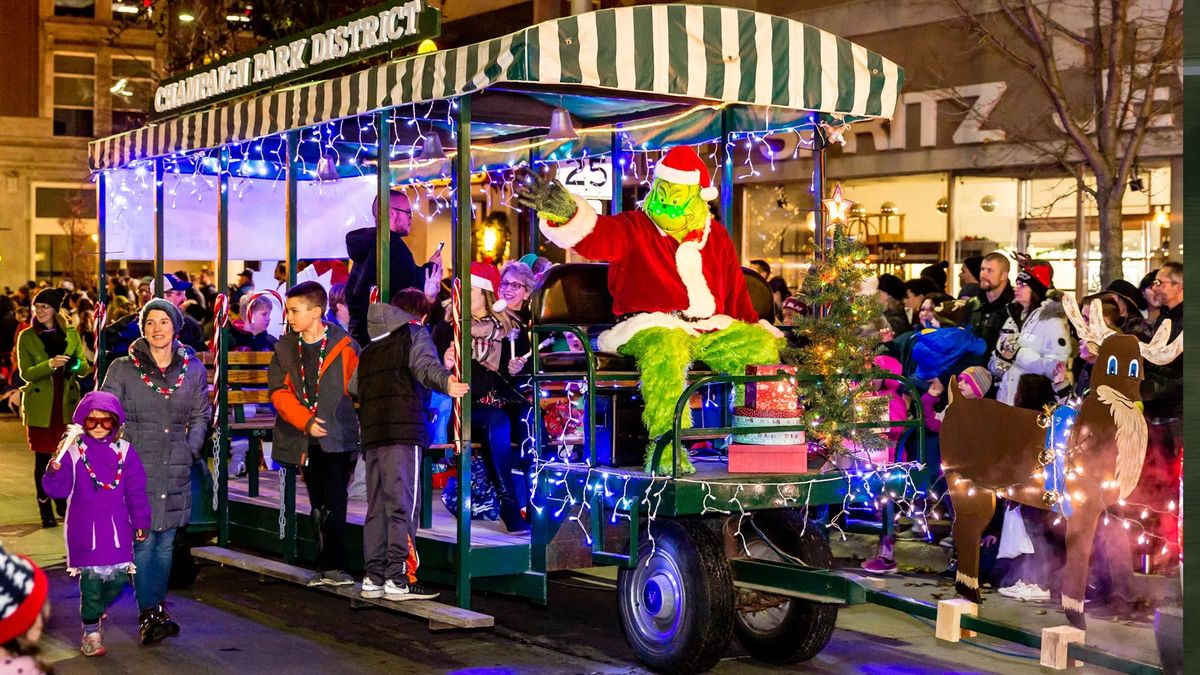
left=732, top=510, right=838, bottom=664
left=617, top=519, right=734, bottom=674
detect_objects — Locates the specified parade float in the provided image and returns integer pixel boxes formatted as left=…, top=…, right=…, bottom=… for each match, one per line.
left=87, top=2, right=1173, bottom=672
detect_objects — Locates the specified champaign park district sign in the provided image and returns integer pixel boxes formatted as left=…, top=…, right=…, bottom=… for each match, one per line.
left=151, top=0, right=440, bottom=120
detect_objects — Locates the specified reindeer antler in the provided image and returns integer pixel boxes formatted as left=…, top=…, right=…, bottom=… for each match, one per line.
left=1140, top=320, right=1183, bottom=365
left=1062, top=294, right=1116, bottom=347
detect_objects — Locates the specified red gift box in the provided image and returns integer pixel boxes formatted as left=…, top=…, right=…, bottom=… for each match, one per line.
left=744, top=364, right=799, bottom=410
left=727, top=443, right=811, bottom=474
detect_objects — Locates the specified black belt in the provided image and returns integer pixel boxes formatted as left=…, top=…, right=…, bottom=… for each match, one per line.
left=615, top=310, right=706, bottom=324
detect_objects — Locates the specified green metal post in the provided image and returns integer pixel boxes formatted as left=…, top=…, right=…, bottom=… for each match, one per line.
left=811, top=113, right=827, bottom=263
left=153, top=159, right=165, bottom=296
left=217, top=147, right=231, bottom=546
left=283, top=130, right=300, bottom=563
left=377, top=110, right=392, bottom=301
left=453, top=95, right=474, bottom=609
left=719, top=108, right=736, bottom=245
left=95, top=172, right=108, bottom=379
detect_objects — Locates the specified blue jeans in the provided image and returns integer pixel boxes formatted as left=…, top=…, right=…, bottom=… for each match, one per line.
left=428, top=391, right=452, bottom=445
left=133, top=528, right=176, bottom=611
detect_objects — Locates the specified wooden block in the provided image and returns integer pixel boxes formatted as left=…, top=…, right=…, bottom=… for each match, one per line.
left=1040, top=625, right=1085, bottom=670
left=843, top=572, right=887, bottom=591
left=935, top=598, right=978, bottom=643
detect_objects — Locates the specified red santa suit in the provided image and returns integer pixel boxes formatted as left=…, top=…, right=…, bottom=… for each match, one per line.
left=541, top=195, right=780, bottom=353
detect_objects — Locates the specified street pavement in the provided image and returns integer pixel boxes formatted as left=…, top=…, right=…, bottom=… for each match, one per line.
left=0, top=414, right=1150, bottom=674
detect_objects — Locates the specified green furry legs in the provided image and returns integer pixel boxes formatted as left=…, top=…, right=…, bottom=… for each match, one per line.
left=618, top=327, right=696, bottom=475
left=694, top=321, right=784, bottom=405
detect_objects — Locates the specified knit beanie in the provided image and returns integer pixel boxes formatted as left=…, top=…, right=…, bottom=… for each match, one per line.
left=920, top=261, right=950, bottom=291
left=1016, top=261, right=1052, bottom=299
left=0, top=543, right=49, bottom=644
left=959, top=366, right=993, bottom=400
left=32, top=288, right=64, bottom=311
left=877, top=274, right=906, bottom=303
left=140, top=298, right=184, bottom=334
left=962, top=256, right=984, bottom=283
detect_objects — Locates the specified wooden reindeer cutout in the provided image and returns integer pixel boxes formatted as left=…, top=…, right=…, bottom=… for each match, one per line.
left=939, top=295, right=1182, bottom=629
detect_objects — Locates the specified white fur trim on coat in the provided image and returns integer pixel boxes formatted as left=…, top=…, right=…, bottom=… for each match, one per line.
left=539, top=194, right=598, bottom=250
left=597, top=313, right=736, bottom=353
left=758, top=319, right=784, bottom=338
left=654, top=161, right=701, bottom=186
left=675, top=223, right=716, bottom=318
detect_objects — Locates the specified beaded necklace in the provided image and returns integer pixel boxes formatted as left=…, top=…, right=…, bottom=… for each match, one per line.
left=75, top=437, right=125, bottom=491
left=297, top=327, right=329, bottom=413
left=129, top=346, right=188, bottom=398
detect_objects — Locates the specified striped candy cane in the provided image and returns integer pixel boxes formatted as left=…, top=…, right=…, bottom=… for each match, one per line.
left=370, top=285, right=380, bottom=304
left=209, top=293, right=230, bottom=510
left=450, top=278, right=463, bottom=453
left=244, top=289, right=284, bottom=328
left=91, top=302, right=107, bottom=391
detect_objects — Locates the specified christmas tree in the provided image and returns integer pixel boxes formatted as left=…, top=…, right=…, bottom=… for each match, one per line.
left=781, top=186, right=887, bottom=460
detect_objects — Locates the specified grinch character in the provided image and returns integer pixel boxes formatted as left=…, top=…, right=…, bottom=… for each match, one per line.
left=515, top=146, right=782, bottom=475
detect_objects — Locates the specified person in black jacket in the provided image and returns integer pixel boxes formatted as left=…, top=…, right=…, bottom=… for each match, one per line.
left=350, top=290, right=467, bottom=602
left=345, top=190, right=441, bottom=347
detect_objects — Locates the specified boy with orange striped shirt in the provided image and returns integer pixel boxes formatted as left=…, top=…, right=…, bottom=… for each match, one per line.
left=267, top=281, right=361, bottom=586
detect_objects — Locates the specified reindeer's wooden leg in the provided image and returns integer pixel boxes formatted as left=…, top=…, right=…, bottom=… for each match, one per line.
left=1060, top=503, right=1102, bottom=631
left=947, top=472, right=996, bottom=605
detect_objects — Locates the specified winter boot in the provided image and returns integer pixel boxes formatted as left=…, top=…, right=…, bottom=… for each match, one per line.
left=38, top=497, right=56, bottom=528
left=157, top=604, right=181, bottom=637
left=139, top=608, right=169, bottom=645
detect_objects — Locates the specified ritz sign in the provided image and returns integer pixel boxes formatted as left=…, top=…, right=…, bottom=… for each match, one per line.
left=151, top=0, right=439, bottom=120
left=760, top=77, right=1175, bottom=157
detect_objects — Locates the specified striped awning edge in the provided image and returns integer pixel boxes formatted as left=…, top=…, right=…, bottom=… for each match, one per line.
left=89, top=4, right=904, bottom=171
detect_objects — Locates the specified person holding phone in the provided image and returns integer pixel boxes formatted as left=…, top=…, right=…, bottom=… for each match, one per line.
left=16, top=288, right=92, bottom=528
left=345, top=190, right=443, bottom=346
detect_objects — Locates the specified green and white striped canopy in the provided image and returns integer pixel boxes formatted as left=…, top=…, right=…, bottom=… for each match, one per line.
left=90, top=4, right=904, bottom=171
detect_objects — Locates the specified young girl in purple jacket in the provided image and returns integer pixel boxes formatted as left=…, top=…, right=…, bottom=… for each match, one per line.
left=43, top=391, right=150, bottom=658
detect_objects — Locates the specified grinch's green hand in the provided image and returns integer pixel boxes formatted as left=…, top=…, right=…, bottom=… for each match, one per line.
left=514, top=166, right=578, bottom=223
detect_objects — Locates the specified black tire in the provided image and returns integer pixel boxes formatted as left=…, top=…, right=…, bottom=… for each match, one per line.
left=617, top=518, right=735, bottom=674
left=732, top=510, right=839, bottom=664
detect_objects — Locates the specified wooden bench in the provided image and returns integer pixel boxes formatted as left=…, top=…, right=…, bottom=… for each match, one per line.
left=191, top=545, right=493, bottom=631
left=204, top=350, right=275, bottom=496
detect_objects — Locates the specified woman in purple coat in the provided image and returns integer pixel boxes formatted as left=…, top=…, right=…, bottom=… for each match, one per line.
left=44, top=390, right=150, bottom=658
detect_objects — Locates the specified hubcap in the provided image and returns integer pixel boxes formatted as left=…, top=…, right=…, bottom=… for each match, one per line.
left=627, top=551, right=684, bottom=646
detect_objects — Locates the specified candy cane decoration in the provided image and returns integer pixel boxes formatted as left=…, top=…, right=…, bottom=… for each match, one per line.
left=54, top=423, right=84, bottom=465
left=244, top=289, right=284, bottom=328
left=370, top=285, right=380, bottom=304
left=450, top=278, right=463, bottom=454
left=209, top=293, right=230, bottom=511
left=91, top=302, right=107, bottom=391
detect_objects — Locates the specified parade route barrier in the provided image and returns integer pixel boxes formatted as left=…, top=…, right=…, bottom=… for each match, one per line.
left=192, top=546, right=494, bottom=631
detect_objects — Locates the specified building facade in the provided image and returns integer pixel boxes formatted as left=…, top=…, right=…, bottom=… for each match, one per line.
left=737, top=0, right=1182, bottom=296
left=0, top=0, right=162, bottom=291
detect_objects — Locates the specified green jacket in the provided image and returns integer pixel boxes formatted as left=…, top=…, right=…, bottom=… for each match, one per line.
left=16, top=324, right=93, bottom=429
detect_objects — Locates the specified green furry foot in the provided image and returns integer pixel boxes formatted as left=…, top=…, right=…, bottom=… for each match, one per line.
left=644, top=438, right=697, bottom=476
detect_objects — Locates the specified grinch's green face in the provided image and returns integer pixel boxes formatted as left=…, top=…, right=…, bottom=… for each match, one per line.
left=643, top=178, right=708, bottom=241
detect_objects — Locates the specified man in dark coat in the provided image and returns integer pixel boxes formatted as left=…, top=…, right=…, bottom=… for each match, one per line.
left=967, top=251, right=1014, bottom=355
left=345, top=191, right=439, bottom=346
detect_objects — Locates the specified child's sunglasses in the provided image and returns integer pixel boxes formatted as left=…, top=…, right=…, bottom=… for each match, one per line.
left=83, top=417, right=116, bottom=431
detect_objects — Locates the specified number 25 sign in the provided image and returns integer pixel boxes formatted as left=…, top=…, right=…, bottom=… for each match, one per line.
left=555, top=158, right=613, bottom=200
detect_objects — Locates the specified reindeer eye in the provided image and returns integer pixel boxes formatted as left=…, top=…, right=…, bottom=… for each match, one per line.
left=1128, top=360, right=1140, bottom=378
left=1106, top=356, right=1118, bottom=375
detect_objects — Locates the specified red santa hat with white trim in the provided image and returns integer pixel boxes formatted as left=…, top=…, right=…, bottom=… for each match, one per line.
left=654, top=146, right=718, bottom=202
left=471, top=261, right=507, bottom=313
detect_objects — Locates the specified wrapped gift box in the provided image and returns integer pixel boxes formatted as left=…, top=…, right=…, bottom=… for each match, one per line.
left=728, top=443, right=811, bottom=474
left=744, top=364, right=799, bottom=410
left=732, top=406, right=806, bottom=445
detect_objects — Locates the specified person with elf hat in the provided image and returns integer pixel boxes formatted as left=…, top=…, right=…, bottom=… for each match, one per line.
left=988, top=254, right=1070, bottom=406
left=0, top=543, right=51, bottom=673
left=436, top=262, right=532, bottom=531
left=515, top=146, right=782, bottom=475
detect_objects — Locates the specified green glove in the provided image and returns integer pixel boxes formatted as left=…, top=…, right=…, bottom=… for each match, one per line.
left=514, top=166, right=578, bottom=223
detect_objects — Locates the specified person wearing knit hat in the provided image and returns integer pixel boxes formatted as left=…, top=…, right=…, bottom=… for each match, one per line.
left=139, top=298, right=183, bottom=335
left=876, top=274, right=910, bottom=335
left=921, top=261, right=950, bottom=293
left=957, top=365, right=993, bottom=400
left=18, top=285, right=93, bottom=528
left=0, top=542, right=50, bottom=670
left=959, top=256, right=984, bottom=299
left=1015, top=261, right=1052, bottom=302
